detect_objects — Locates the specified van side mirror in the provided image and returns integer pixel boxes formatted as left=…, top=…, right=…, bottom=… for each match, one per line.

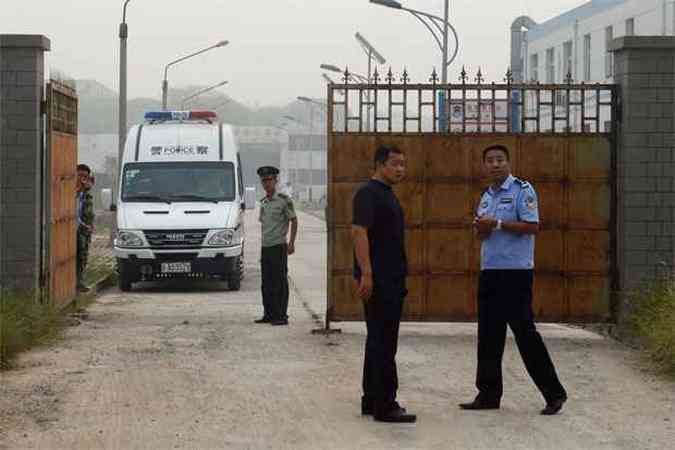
left=110, top=204, right=117, bottom=212
left=244, top=186, right=257, bottom=210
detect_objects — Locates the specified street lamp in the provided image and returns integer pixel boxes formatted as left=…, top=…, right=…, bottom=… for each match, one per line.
left=320, top=63, right=369, bottom=82
left=355, top=32, right=386, bottom=131
left=117, top=0, right=131, bottom=203
left=180, top=80, right=228, bottom=109
left=370, top=0, right=459, bottom=130
left=162, top=40, right=229, bottom=110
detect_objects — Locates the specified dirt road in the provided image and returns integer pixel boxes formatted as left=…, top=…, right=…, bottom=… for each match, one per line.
left=1, top=211, right=673, bottom=449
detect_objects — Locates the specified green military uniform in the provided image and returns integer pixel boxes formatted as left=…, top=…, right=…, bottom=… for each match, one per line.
left=77, top=191, right=95, bottom=288
left=258, top=166, right=296, bottom=323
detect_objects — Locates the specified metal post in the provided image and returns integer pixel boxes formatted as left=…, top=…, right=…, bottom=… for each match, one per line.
left=440, top=0, right=449, bottom=132
left=367, top=49, right=372, bottom=132
left=308, top=105, right=314, bottom=202
left=162, top=77, right=169, bottom=110
left=118, top=0, right=131, bottom=204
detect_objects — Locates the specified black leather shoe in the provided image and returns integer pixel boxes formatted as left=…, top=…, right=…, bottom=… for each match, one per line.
left=270, top=319, right=289, bottom=326
left=254, top=317, right=271, bottom=324
left=459, top=397, right=500, bottom=410
left=362, top=398, right=406, bottom=416
left=374, top=406, right=416, bottom=423
left=541, top=396, right=567, bottom=415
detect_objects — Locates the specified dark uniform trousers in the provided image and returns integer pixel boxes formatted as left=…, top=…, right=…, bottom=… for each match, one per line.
left=477, top=270, right=567, bottom=403
left=261, top=244, right=289, bottom=321
left=76, top=227, right=91, bottom=285
left=362, top=278, right=406, bottom=410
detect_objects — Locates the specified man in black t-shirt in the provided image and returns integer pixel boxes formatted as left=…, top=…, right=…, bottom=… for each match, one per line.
left=352, top=144, right=416, bottom=423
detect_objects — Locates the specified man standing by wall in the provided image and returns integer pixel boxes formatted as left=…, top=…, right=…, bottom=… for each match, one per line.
left=352, top=145, right=416, bottom=423
left=460, top=144, right=567, bottom=415
left=255, top=166, right=298, bottom=326
left=76, top=164, right=95, bottom=292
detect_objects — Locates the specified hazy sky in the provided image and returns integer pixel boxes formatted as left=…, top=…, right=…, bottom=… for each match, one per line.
left=1, top=0, right=585, bottom=107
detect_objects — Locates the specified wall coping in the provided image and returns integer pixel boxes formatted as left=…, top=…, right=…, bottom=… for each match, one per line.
left=609, top=36, right=675, bottom=52
left=0, top=34, right=51, bottom=51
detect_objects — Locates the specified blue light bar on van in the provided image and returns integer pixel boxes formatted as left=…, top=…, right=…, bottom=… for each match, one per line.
left=144, top=111, right=217, bottom=121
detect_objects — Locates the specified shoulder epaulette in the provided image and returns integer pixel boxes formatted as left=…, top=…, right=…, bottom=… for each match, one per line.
left=514, top=178, right=531, bottom=189
left=277, top=193, right=289, bottom=200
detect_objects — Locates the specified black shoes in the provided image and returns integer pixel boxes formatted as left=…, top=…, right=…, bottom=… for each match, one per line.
left=270, top=319, right=289, bottom=326
left=254, top=317, right=271, bottom=324
left=541, top=396, right=567, bottom=416
left=362, top=398, right=408, bottom=416
left=374, top=405, right=417, bottom=423
left=459, top=397, right=501, bottom=410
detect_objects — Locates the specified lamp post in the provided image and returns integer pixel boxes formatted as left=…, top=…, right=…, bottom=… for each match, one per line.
left=117, top=0, right=131, bottom=201
left=162, top=40, right=229, bottom=110
left=180, top=80, right=228, bottom=109
left=355, top=32, right=386, bottom=131
left=370, top=0, right=459, bottom=130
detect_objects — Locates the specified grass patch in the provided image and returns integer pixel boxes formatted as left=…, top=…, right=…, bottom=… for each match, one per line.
left=0, top=291, right=62, bottom=370
left=628, top=279, right=675, bottom=378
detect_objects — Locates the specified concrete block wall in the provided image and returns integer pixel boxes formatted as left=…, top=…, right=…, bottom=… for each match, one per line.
left=0, top=35, right=50, bottom=293
left=610, top=37, right=675, bottom=298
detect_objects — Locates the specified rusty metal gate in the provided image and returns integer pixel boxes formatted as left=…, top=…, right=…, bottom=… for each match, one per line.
left=326, top=68, right=617, bottom=325
left=44, top=81, right=78, bottom=308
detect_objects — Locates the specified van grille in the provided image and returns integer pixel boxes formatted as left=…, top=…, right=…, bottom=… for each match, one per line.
left=143, top=230, right=208, bottom=249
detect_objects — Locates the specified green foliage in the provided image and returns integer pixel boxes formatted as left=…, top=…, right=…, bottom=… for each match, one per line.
left=0, top=292, right=61, bottom=370
left=629, top=279, right=675, bottom=377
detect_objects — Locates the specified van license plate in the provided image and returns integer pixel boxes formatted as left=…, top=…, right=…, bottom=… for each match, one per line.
left=161, top=262, right=191, bottom=273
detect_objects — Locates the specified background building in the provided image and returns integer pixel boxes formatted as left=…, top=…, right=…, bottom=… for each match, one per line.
left=512, top=0, right=675, bottom=131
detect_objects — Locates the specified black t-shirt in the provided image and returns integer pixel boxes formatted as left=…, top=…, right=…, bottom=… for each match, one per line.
left=352, top=179, right=408, bottom=282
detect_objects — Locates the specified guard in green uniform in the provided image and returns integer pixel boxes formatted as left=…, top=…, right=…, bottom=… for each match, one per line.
left=255, top=166, right=298, bottom=326
left=76, top=172, right=95, bottom=292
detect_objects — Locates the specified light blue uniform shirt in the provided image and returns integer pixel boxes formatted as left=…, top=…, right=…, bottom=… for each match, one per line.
left=476, top=174, right=539, bottom=270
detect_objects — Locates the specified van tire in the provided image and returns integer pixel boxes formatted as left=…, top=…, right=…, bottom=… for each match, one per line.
left=227, top=257, right=242, bottom=291
left=117, top=260, right=134, bottom=292
left=118, top=272, right=133, bottom=292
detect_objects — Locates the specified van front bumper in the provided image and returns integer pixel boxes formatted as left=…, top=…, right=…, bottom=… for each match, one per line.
left=114, top=245, right=242, bottom=281
left=114, top=245, right=242, bottom=260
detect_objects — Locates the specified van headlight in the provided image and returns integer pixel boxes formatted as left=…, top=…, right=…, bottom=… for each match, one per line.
left=208, top=228, right=240, bottom=246
left=115, top=230, right=144, bottom=248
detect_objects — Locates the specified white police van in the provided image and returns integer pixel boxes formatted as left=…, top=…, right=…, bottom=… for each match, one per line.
left=113, top=110, right=252, bottom=291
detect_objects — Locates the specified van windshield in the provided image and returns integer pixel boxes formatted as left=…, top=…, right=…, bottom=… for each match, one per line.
left=122, top=162, right=236, bottom=203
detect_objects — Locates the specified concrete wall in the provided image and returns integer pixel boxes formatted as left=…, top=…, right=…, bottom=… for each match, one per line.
left=0, top=35, right=50, bottom=293
left=610, top=36, right=675, bottom=300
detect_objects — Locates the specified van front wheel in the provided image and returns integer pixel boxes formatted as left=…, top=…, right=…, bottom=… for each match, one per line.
left=227, top=257, right=242, bottom=291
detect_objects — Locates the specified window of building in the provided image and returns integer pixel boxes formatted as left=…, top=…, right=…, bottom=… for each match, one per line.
left=584, top=34, right=592, bottom=81
left=546, top=48, right=555, bottom=83
left=605, top=26, right=614, bottom=78
left=530, top=53, right=539, bottom=81
left=626, top=18, right=635, bottom=36
left=563, top=41, right=573, bottom=80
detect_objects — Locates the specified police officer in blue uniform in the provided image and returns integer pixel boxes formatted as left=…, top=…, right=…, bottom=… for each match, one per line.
left=460, top=144, right=568, bottom=416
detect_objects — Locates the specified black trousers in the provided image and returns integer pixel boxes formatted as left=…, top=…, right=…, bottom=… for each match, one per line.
left=260, top=244, right=289, bottom=320
left=362, top=279, right=406, bottom=411
left=476, top=270, right=567, bottom=403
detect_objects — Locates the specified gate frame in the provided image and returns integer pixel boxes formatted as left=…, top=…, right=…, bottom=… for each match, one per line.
left=322, top=69, right=620, bottom=331
left=43, top=80, right=78, bottom=307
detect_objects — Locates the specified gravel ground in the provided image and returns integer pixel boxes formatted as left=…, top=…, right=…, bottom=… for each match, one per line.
left=0, top=211, right=673, bottom=450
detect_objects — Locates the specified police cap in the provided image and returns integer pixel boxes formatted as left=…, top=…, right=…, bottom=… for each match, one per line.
left=257, top=166, right=279, bottom=177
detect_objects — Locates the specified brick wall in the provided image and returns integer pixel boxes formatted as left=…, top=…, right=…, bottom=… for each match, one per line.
left=610, top=37, right=675, bottom=301
left=0, top=35, right=51, bottom=292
